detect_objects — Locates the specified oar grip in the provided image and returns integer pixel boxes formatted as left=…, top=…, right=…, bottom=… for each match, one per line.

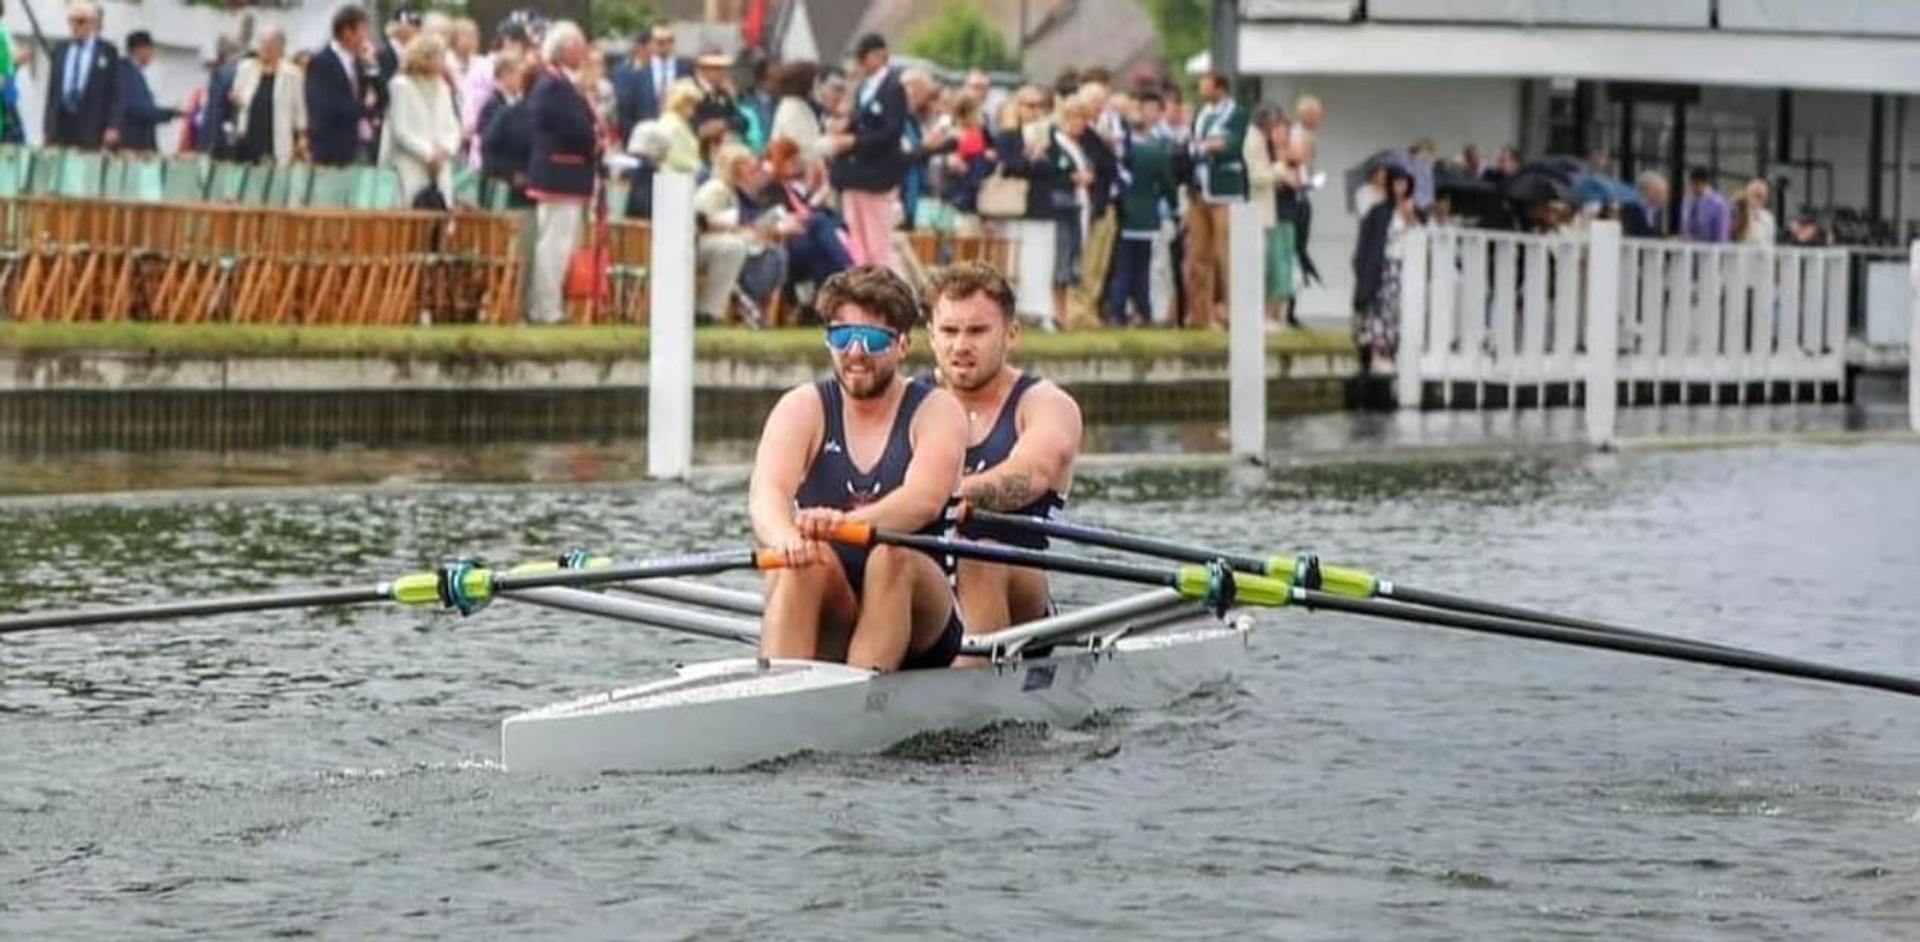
left=1265, top=555, right=1377, bottom=599
left=1174, top=564, right=1291, bottom=611
left=825, top=521, right=875, bottom=547
left=1232, top=573, right=1292, bottom=608
left=391, top=572, right=444, bottom=606
left=753, top=549, right=791, bottom=570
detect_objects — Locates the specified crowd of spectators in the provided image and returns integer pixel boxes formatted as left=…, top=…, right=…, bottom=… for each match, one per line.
left=609, top=29, right=1330, bottom=334
left=4, top=6, right=1339, bottom=333
left=1341, top=138, right=1831, bottom=371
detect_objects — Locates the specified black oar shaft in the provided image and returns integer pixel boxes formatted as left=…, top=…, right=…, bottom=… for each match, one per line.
left=0, top=585, right=388, bottom=636
left=865, top=529, right=1177, bottom=589
left=492, top=550, right=763, bottom=592
left=967, top=510, right=1267, bottom=572
left=1380, top=584, right=1758, bottom=657
left=0, top=548, right=776, bottom=637
left=1298, top=590, right=1920, bottom=700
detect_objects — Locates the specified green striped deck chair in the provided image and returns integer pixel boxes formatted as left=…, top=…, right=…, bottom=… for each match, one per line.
left=238, top=165, right=275, bottom=205
left=481, top=178, right=512, bottom=212
left=606, top=179, right=631, bottom=222
left=0, top=145, right=26, bottom=198
left=29, top=149, right=65, bottom=195
left=350, top=167, right=403, bottom=209
left=56, top=150, right=105, bottom=198
left=207, top=162, right=251, bottom=202
left=451, top=165, right=480, bottom=207
left=307, top=166, right=355, bottom=207
left=276, top=163, right=314, bottom=206
left=111, top=156, right=166, bottom=201
left=162, top=155, right=210, bottom=202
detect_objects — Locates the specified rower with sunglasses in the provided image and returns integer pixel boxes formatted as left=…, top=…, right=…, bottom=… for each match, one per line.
left=921, top=261, right=1083, bottom=646
left=748, top=265, right=971, bottom=671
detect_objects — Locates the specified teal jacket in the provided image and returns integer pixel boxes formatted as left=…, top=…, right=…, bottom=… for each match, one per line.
left=1117, top=132, right=1176, bottom=234
left=1190, top=97, right=1248, bottom=201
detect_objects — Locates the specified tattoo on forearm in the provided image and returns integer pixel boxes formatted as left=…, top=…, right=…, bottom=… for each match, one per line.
left=967, top=471, right=1033, bottom=512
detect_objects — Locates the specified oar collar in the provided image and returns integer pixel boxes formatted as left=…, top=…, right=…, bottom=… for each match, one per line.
left=437, top=558, right=493, bottom=616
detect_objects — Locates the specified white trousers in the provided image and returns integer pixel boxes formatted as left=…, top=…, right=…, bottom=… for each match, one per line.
left=1149, top=220, right=1176, bottom=326
left=1012, top=218, right=1057, bottom=326
left=530, top=201, right=585, bottom=324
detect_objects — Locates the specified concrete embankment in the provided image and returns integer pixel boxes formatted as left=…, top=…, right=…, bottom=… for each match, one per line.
left=0, top=334, right=1365, bottom=451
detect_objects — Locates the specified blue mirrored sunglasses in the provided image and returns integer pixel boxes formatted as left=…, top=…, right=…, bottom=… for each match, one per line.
left=823, top=323, right=899, bottom=356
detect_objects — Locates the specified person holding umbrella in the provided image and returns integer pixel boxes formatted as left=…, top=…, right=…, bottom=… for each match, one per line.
left=1352, top=155, right=1415, bottom=376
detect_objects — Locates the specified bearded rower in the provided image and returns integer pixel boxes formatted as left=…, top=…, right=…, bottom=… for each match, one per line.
left=749, top=265, right=971, bottom=671
left=923, top=261, right=1084, bottom=638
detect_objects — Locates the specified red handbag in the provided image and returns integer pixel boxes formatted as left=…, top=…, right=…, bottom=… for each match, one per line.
left=564, top=184, right=610, bottom=304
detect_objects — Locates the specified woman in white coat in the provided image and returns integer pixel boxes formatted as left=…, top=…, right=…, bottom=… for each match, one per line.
left=228, top=27, right=308, bottom=164
left=379, top=34, right=462, bottom=205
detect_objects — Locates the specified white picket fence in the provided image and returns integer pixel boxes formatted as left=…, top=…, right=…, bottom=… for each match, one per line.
left=1395, top=221, right=1852, bottom=444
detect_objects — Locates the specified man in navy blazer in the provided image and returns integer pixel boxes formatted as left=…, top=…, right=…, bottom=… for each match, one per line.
left=826, top=33, right=908, bottom=274
left=115, top=31, right=178, bottom=153
left=525, top=21, right=599, bottom=325
left=612, top=21, right=686, bottom=143
left=305, top=4, right=381, bottom=166
left=44, top=2, right=122, bottom=149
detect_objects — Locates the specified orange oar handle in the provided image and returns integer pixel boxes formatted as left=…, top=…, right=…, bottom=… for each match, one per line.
left=825, top=520, right=876, bottom=547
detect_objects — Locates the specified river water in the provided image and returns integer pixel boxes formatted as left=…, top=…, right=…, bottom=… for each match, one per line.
left=3, top=438, right=1919, bottom=940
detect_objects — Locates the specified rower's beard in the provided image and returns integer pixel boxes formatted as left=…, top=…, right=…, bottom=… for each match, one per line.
left=838, top=360, right=896, bottom=400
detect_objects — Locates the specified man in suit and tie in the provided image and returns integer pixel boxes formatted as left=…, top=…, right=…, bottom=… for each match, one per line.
left=612, top=21, right=685, bottom=142
left=305, top=3, right=381, bottom=166
left=45, top=1, right=122, bottom=149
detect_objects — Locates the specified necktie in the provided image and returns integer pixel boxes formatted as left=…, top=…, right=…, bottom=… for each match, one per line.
left=64, top=42, right=85, bottom=109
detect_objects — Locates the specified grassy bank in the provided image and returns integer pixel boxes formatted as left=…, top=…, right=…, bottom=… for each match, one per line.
left=0, top=323, right=1354, bottom=362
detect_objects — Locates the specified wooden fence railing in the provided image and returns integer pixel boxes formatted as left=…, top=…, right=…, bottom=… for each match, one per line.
left=0, top=195, right=1017, bottom=326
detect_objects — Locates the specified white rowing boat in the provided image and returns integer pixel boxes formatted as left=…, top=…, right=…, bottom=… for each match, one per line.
left=499, top=588, right=1255, bottom=775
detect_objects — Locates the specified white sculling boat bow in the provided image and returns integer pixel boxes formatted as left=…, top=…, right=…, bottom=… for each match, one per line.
left=499, top=587, right=1255, bottom=775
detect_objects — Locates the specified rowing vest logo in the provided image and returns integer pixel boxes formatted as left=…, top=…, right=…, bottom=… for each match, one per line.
left=845, top=479, right=881, bottom=508
left=823, top=439, right=844, bottom=455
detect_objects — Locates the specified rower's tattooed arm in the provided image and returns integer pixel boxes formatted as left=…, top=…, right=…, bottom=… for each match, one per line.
left=960, top=382, right=1083, bottom=510
left=964, top=470, right=1037, bottom=512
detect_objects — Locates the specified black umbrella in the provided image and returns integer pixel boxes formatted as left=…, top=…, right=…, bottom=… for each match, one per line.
left=1343, top=149, right=1408, bottom=214
left=1434, top=165, right=1502, bottom=220
left=1500, top=160, right=1576, bottom=206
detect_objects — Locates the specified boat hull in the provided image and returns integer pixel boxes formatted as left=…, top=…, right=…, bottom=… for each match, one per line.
left=500, top=616, right=1253, bottom=775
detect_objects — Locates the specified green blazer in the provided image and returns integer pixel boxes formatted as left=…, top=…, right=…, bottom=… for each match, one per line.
left=1117, top=133, right=1176, bottom=234
left=1191, top=98, right=1248, bottom=201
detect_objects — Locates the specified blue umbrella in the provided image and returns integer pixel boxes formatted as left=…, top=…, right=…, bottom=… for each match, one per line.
left=1573, top=171, right=1643, bottom=210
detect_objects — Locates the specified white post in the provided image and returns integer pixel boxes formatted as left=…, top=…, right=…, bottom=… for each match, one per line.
left=649, top=171, right=697, bottom=479
left=1014, top=220, right=1056, bottom=325
left=1228, top=200, right=1266, bottom=461
left=1909, top=240, right=1920, bottom=433
left=1396, top=227, right=1430, bottom=409
left=1584, top=221, right=1622, bottom=448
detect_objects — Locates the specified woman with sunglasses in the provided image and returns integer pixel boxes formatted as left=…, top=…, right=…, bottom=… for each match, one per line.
left=748, top=265, right=971, bottom=672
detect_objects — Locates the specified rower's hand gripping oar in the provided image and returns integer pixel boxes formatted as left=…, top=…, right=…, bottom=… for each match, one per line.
left=956, top=511, right=1920, bottom=701
left=826, top=521, right=1289, bottom=615
left=0, top=547, right=795, bottom=637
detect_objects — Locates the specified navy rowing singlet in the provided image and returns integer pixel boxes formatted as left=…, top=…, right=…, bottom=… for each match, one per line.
left=952, top=372, right=1068, bottom=549
left=794, top=378, right=949, bottom=591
